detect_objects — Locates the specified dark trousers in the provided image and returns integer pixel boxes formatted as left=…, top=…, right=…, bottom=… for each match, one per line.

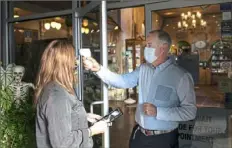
left=129, top=125, right=179, bottom=148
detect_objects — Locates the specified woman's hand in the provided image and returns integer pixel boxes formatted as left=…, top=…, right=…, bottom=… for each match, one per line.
left=87, top=113, right=102, bottom=123
left=89, top=120, right=108, bottom=136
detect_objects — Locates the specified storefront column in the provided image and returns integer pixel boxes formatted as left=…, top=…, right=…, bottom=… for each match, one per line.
left=72, top=0, right=84, bottom=102
left=101, top=1, right=110, bottom=147
left=0, top=1, right=2, bottom=62
left=1, top=1, right=9, bottom=67
left=145, top=4, right=152, bottom=37
left=8, top=2, right=15, bottom=64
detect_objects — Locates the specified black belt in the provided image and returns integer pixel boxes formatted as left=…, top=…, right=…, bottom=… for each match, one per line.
left=138, top=126, right=175, bottom=136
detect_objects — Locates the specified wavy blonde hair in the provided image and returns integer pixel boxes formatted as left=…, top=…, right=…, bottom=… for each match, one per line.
left=34, top=40, right=76, bottom=104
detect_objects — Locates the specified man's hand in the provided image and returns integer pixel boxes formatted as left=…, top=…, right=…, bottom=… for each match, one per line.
left=143, top=103, right=157, bottom=116
left=83, top=57, right=101, bottom=72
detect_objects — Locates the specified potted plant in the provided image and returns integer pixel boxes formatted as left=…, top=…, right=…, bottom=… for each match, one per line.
left=0, top=63, right=36, bottom=148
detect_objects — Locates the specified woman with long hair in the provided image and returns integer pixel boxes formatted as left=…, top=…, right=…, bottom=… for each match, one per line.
left=35, top=40, right=108, bottom=148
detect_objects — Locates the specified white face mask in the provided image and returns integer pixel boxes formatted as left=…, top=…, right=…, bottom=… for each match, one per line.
left=144, top=47, right=157, bottom=63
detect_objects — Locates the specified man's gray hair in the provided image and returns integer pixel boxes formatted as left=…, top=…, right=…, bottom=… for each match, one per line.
left=149, top=30, right=172, bottom=49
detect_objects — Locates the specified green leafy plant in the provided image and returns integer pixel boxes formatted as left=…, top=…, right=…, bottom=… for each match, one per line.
left=0, top=86, right=36, bottom=148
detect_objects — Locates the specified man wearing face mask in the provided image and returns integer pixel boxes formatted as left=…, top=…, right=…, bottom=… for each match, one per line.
left=83, top=30, right=197, bottom=148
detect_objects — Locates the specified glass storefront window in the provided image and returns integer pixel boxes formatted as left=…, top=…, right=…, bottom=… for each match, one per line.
left=12, top=1, right=72, bottom=18
left=151, top=3, right=232, bottom=148
left=12, top=16, right=71, bottom=83
left=152, top=4, right=222, bottom=52
left=152, top=4, right=224, bottom=86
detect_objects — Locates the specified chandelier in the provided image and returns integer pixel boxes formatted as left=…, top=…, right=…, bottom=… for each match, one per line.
left=44, top=21, right=62, bottom=30
left=177, top=11, right=207, bottom=31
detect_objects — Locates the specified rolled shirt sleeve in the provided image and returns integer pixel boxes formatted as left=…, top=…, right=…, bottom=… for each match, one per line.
left=156, top=73, right=197, bottom=122
left=45, top=97, right=88, bottom=148
left=96, top=66, right=140, bottom=89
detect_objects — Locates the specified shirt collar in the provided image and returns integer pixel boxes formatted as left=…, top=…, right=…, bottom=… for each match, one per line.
left=155, top=57, right=173, bottom=71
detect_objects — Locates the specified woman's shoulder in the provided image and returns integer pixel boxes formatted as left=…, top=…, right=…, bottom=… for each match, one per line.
left=38, top=82, right=74, bottom=106
left=46, top=81, right=67, bottom=94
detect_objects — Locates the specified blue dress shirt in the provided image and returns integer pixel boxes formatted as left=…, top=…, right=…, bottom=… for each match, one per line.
left=96, top=58, right=197, bottom=130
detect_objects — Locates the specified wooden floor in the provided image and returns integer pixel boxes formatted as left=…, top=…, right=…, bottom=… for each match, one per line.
left=109, top=101, right=136, bottom=148
left=195, top=85, right=224, bottom=107
left=108, top=86, right=228, bottom=148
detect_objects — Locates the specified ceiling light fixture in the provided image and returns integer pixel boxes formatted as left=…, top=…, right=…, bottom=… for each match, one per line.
left=81, top=27, right=85, bottom=33
left=55, top=23, right=62, bottom=30
left=51, top=21, right=57, bottom=28
left=83, top=19, right=88, bottom=27
left=93, top=22, right=98, bottom=26
left=85, top=28, right=89, bottom=34
left=44, top=23, right=51, bottom=30
left=14, top=11, right=19, bottom=18
left=178, top=11, right=206, bottom=32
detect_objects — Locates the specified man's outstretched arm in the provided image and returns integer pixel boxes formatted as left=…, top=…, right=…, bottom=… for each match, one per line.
left=96, top=66, right=140, bottom=88
left=83, top=57, right=140, bottom=89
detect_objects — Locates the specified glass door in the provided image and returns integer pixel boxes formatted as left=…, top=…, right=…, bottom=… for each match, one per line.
left=145, top=1, right=232, bottom=148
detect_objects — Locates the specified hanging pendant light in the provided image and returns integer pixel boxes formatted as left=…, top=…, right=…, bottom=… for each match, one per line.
left=83, top=19, right=88, bottom=27
left=114, top=26, right=119, bottom=30
left=55, top=23, right=62, bottom=30
left=14, top=11, right=19, bottom=18
left=84, top=28, right=89, bottom=34
left=81, top=27, right=85, bottom=33
left=44, top=23, right=51, bottom=30
left=93, top=22, right=98, bottom=26
left=51, top=21, right=57, bottom=28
